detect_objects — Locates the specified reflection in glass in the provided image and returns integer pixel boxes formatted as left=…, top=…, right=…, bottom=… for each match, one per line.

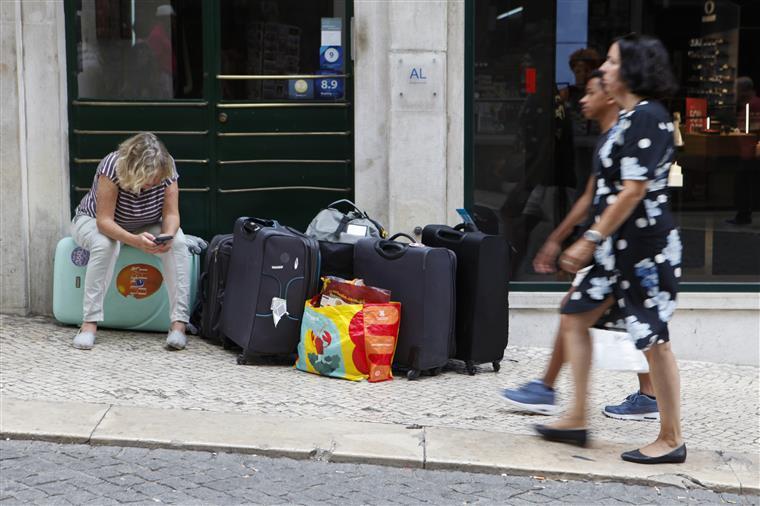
left=472, top=0, right=759, bottom=283
left=76, top=0, right=202, bottom=99
left=220, top=0, right=347, bottom=101
left=473, top=0, right=585, bottom=280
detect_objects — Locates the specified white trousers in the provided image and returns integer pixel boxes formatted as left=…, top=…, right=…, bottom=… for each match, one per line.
left=71, top=216, right=191, bottom=324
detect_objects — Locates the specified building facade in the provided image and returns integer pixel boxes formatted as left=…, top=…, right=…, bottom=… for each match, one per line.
left=1, top=0, right=758, bottom=364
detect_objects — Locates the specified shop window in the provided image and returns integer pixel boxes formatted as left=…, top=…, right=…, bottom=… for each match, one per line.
left=471, top=0, right=760, bottom=283
left=219, top=0, right=347, bottom=101
left=75, top=0, right=203, bottom=99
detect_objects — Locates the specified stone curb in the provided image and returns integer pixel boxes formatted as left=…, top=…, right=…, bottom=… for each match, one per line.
left=1, top=398, right=757, bottom=496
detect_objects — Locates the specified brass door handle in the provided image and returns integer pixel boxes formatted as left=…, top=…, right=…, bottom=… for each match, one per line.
left=218, top=112, right=228, bottom=123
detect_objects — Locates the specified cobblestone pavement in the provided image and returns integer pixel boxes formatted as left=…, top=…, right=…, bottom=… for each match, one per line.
left=0, top=314, right=758, bottom=455
left=1, top=440, right=756, bottom=505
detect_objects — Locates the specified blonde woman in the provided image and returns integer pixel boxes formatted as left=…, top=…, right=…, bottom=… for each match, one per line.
left=70, top=132, right=190, bottom=350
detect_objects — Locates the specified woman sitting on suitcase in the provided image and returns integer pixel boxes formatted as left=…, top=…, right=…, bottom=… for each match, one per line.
left=70, top=132, right=191, bottom=351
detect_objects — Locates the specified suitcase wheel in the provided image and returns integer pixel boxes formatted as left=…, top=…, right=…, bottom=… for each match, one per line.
left=466, top=360, right=477, bottom=376
left=406, top=369, right=421, bottom=380
left=425, top=367, right=443, bottom=377
left=236, top=354, right=248, bottom=365
left=492, top=361, right=501, bottom=373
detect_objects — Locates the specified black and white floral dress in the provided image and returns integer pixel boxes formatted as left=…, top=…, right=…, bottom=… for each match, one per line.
left=562, top=100, right=683, bottom=351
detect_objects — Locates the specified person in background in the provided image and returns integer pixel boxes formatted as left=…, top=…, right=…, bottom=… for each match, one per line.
left=564, top=48, right=603, bottom=209
left=70, top=132, right=191, bottom=351
left=146, top=4, right=176, bottom=98
left=503, top=70, right=659, bottom=422
left=532, top=34, right=685, bottom=465
left=726, top=76, right=760, bottom=225
left=563, top=48, right=603, bottom=138
left=503, top=83, right=576, bottom=277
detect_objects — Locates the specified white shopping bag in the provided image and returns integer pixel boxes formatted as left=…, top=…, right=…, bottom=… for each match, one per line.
left=591, top=328, right=649, bottom=373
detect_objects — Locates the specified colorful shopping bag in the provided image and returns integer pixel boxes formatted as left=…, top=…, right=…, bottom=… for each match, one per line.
left=295, top=300, right=401, bottom=382
left=362, top=303, right=401, bottom=382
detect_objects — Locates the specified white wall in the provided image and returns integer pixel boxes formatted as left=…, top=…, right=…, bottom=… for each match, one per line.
left=509, top=292, right=760, bottom=366
left=354, top=0, right=463, bottom=236
left=0, top=1, right=69, bottom=315
left=0, top=1, right=29, bottom=314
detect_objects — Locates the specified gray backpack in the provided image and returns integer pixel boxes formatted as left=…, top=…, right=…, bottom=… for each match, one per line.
left=305, top=199, right=386, bottom=244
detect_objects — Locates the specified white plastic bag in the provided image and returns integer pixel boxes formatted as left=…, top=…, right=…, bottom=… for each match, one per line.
left=591, top=328, right=649, bottom=372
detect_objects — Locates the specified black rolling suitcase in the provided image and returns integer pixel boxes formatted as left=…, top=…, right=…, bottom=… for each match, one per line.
left=422, top=223, right=509, bottom=374
left=220, top=217, right=320, bottom=364
left=353, top=233, right=456, bottom=380
left=193, top=233, right=233, bottom=344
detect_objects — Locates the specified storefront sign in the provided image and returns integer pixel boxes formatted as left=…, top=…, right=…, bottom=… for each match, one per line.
left=320, top=46, right=343, bottom=71
left=316, top=70, right=344, bottom=99
left=409, top=67, right=427, bottom=83
left=391, top=52, right=443, bottom=111
left=288, top=79, right=314, bottom=99
left=685, top=98, right=707, bottom=133
left=321, top=18, right=342, bottom=46
left=702, top=0, right=716, bottom=23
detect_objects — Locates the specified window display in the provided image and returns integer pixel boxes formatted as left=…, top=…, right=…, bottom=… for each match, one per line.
left=471, top=0, right=759, bottom=283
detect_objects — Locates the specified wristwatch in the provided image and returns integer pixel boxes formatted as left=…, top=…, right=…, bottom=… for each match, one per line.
left=582, top=229, right=605, bottom=245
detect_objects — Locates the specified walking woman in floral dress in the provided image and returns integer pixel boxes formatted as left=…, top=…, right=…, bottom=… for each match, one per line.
left=535, top=34, right=686, bottom=464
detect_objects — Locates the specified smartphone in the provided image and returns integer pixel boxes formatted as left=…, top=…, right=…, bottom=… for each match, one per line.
left=153, top=235, right=174, bottom=245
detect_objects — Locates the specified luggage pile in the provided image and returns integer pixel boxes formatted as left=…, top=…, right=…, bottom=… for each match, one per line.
left=193, top=200, right=511, bottom=380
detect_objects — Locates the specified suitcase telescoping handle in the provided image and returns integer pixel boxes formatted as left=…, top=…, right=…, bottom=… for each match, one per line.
left=239, top=217, right=278, bottom=237
left=435, top=227, right=466, bottom=243
left=375, top=232, right=416, bottom=259
left=388, top=232, right=416, bottom=243
left=454, top=222, right=479, bottom=233
left=328, top=199, right=367, bottom=216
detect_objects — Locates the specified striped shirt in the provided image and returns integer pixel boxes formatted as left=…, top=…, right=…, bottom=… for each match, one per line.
left=74, top=151, right=179, bottom=232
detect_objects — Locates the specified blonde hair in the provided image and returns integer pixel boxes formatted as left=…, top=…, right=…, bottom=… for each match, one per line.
left=115, top=132, right=173, bottom=194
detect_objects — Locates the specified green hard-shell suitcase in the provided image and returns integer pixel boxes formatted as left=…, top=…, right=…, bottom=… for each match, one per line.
left=53, top=237, right=200, bottom=331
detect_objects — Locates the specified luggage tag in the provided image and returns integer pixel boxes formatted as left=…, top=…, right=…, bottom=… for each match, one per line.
left=271, top=297, right=289, bottom=327
left=345, top=223, right=368, bottom=237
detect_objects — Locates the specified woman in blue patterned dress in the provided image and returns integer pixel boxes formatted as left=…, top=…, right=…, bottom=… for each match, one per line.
left=535, top=34, right=686, bottom=464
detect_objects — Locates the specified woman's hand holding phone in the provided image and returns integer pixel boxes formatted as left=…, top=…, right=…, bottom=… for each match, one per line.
left=134, top=232, right=160, bottom=254
left=153, top=234, right=173, bottom=253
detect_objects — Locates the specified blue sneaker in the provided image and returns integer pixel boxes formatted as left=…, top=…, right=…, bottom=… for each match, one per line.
left=501, top=380, right=558, bottom=415
left=603, top=391, right=659, bottom=421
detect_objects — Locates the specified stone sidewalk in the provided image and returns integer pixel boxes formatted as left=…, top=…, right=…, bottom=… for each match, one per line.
left=0, top=314, right=758, bottom=492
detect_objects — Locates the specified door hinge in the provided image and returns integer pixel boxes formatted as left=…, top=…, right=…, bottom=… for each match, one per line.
left=350, top=17, right=355, bottom=61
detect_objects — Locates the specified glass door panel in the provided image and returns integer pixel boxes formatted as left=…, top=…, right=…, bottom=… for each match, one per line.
left=75, top=0, right=203, bottom=99
left=213, top=0, right=354, bottom=233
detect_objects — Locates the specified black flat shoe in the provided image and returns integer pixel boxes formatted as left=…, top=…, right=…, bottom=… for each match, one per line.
left=534, top=424, right=588, bottom=447
left=621, top=444, right=687, bottom=464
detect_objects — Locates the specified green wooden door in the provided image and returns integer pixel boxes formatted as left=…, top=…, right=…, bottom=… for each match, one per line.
left=65, top=0, right=353, bottom=239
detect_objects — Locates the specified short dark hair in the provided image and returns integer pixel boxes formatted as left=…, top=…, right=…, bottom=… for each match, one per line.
left=615, top=33, right=678, bottom=100
left=588, top=69, right=604, bottom=81
left=737, top=76, right=755, bottom=95
left=569, top=48, right=601, bottom=70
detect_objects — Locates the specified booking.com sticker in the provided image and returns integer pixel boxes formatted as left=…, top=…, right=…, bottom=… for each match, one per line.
left=115, top=264, right=163, bottom=299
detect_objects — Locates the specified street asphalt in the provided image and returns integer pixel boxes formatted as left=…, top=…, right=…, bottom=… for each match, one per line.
left=1, top=440, right=754, bottom=505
